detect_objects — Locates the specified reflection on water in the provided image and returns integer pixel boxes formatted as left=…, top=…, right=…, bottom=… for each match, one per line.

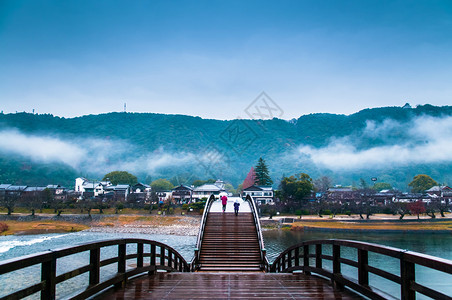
left=263, top=229, right=452, bottom=299
left=0, top=230, right=451, bottom=299
left=263, top=229, right=452, bottom=262
left=0, top=232, right=197, bottom=299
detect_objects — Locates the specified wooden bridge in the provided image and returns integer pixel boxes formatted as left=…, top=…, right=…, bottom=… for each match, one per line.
left=0, top=195, right=451, bottom=299
left=196, top=212, right=262, bottom=272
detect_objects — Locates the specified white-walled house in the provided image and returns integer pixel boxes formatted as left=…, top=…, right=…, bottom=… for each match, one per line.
left=75, top=177, right=112, bottom=197
left=242, top=185, right=274, bottom=205
left=192, top=180, right=226, bottom=200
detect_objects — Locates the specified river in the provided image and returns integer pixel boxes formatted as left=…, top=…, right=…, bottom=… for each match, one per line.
left=0, top=230, right=451, bottom=299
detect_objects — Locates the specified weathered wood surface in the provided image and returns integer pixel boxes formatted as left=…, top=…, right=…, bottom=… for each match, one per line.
left=198, top=212, right=262, bottom=272
left=96, top=273, right=363, bottom=299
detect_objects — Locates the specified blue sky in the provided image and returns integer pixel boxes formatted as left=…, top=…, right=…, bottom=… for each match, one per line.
left=1, top=0, right=451, bottom=119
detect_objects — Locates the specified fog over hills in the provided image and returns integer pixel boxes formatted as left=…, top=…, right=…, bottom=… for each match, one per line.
left=1, top=104, right=452, bottom=190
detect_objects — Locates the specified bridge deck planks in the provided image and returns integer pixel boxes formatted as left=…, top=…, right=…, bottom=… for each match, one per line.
left=97, top=273, right=363, bottom=299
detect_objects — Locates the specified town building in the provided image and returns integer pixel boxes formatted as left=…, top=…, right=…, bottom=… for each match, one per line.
left=242, top=185, right=274, bottom=205
left=171, top=185, right=192, bottom=203
left=192, top=180, right=226, bottom=200
left=426, top=186, right=452, bottom=204
left=75, top=177, right=112, bottom=197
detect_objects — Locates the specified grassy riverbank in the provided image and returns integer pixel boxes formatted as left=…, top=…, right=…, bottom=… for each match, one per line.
left=0, top=220, right=89, bottom=235
left=0, top=213, right=202, bottom=236
left=289, top=219, right=452, bottom=232
left=1, top=213, right=451, bottom=235
left=262, top=213, right=452, bottom=232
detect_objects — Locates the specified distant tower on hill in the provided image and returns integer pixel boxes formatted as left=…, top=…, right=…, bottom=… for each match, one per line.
left=124, top=102, right=127, bottom=113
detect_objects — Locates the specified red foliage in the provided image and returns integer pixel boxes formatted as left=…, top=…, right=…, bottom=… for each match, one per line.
left=242, top=167, right=256, bottom=189
left=0, top=222, right=8, bottom=233
left=408, top=200, right=426, bottom=218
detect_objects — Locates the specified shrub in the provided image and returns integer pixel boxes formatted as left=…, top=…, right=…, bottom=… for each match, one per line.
left=323, top=209, right=332, bottom=215
left=189, top=201, right=206, bottom=210
left=0, top=222, right=8, bottom=233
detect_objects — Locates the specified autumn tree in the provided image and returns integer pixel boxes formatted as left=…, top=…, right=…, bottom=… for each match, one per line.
left=103, top=171, right=138, bottom=186
left=254, top=158, right=273, bottom=186
left=242, top=167, right=256, bottom=189
left=408, top=200, right=426, bottom=219
left=408, top=174, right=437, bottom=193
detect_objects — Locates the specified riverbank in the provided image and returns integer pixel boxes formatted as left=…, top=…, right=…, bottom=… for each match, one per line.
left=261, top=213, right=452, bottom=233
left=0, top=220, right=89, bottom=235
left=0, top=214, right=202, bottom=236
left=1, top=213, right=452, bottom=235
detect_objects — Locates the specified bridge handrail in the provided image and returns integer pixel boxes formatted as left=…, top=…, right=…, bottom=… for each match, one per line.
left=245, top=194, right=270, bottom=271
left=191, top=194, right=216, bottom=270
left=0, top=238, right=189, bottom=300
left=270, top=239, right=452, bottom=300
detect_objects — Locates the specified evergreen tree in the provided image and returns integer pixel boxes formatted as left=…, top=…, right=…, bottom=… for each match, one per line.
left=254, top=157, right=273, bottom=186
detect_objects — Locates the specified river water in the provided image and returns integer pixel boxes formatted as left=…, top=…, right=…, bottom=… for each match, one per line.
left=0, top=230, right=451, bottom=299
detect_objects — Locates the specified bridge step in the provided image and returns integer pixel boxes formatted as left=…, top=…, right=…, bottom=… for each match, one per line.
left=199, top=212, right=262, bottom=272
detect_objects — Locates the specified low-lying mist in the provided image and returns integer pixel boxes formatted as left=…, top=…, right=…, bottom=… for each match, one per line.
left=1, top=114, right=452, bottom=187
left=293, top=115, right=452, bottom=170
left=0, top=128, right=229, bottom=182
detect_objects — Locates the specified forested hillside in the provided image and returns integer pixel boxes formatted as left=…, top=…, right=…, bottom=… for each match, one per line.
left=1, top=104, right=452, bottom=190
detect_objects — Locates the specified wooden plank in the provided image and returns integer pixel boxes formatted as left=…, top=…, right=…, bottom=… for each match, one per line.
left=199, top=212, right=263, bottom=272
left=95, top=273, right=363, bottom=299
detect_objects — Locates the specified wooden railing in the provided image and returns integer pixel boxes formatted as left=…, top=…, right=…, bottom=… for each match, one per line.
left=0, top=238, right=189, bottom=300
left=191, top=194, right=216, bottom=270
left=245, top=194, right=270, bottom=271
left=271, top=239, right=452, bottom=300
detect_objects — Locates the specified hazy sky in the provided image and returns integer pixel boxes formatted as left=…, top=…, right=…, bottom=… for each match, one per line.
left=1, top=0, right=451, bottom=120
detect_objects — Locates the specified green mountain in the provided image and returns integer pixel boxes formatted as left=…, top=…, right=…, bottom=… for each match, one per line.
left=1, top=104, right=452, bottom=190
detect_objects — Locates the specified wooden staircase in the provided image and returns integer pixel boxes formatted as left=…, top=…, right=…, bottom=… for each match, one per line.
left=198, top=212, right=262, bottom=272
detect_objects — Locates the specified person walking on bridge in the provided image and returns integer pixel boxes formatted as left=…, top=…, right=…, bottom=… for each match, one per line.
left=221, top=194, right=228, bottom=212
left=234, top=199, right=240, bottom=216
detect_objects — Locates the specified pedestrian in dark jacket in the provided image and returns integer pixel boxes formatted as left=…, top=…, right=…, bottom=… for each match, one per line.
left=234, top=199, right=240, bottom=216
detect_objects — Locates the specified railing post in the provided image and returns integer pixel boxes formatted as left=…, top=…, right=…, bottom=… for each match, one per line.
left=137, top=243, right=143, bottom=268
left=41, top=256, right=56, bottom=300
left=89, top=248, right=100, bottom=286
left=115, top=243, right=126, bottom=288
left=193, top=248, right=199, bottom=271
left=160, top=246, right=165, bottom=266
left=315, top=244, right=322, bottom=269
left=282, top=252, right=286, bottom=271
left=332, top=244, right=343, bottom=290
left=303, top=245, right=310, bottom=275
left=294, top=247, right=299, bottom=268
left=358, top=249, right=369, bottom=286
left=288, top=249, right=292, bottom=269
left=168, top=249, right=173, bottom=269
left=401, top=254, right=415, bottom=300
left=149, top=244, right=156, bottom=275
